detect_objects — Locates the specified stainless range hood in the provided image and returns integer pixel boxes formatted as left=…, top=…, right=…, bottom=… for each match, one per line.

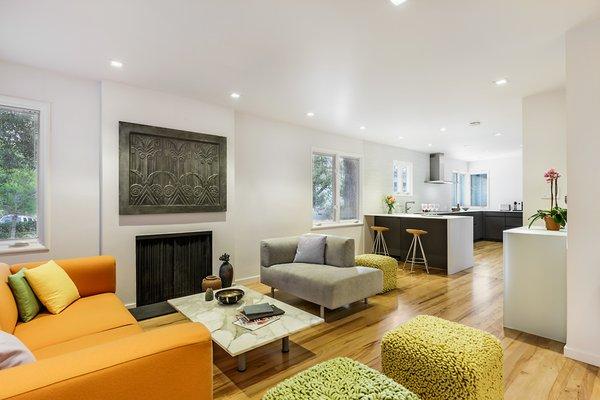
left=425, top=153, right=452, bottom=184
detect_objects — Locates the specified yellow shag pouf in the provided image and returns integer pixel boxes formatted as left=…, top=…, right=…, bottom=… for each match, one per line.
left=262, top=357, right=420, bottom=400
left=355, top=254, right=397, bottom=293
left=381, top=315, right=503, bottom=400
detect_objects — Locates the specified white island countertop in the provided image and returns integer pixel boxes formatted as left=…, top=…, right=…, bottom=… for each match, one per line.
left=504, top=226, right=567, bottom=237
left=365, top=213, right=472, bottom=220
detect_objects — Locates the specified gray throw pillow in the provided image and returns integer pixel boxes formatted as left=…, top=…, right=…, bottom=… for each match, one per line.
left=293, top=234, right=326, bottom=264
left=0, top=331, right=35, bottom=370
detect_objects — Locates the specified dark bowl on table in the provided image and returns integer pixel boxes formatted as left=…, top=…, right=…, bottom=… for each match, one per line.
left=461, top=207, right=470, bottom=211
left=215, top=288, right=245, bottom=305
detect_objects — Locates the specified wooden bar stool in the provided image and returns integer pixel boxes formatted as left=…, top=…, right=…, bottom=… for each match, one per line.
left=403, top=229, right=429, bottom=273
left=370, top=226, right=390, bottom=256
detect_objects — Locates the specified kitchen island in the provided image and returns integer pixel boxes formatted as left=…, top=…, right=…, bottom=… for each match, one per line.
left=364, top=214, right=474, bottom=274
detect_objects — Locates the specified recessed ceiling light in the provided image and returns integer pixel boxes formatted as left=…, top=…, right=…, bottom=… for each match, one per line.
left=390, top=0, right=408, bottom=5
left=440, top=127, right=447, bottom=132
left=494, top=133, right=503, bottom=137
left=360, top=126, right=366, bottom=130
left=469, top=121, right=481, bottom=126
left=493, top=78, right=508, bottom=86
left=110, top=60, right=123, bottom=68
left=398, top=136, right=404, bottom=140
left=306, top=112, right=315, bottom=117
left=428, top=143, right=433, bottom=147
left=230, top=92, right=241, bottom=99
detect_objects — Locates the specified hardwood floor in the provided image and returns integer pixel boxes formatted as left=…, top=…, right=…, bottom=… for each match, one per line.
left=141, top=241, right=600, bottom=399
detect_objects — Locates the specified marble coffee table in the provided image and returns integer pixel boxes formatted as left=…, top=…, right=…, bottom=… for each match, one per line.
left=168, top=285, right=324, bottom=372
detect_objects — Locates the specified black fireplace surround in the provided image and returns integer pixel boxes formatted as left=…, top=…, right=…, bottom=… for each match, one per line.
left=135, top=231, right=212, bottom=307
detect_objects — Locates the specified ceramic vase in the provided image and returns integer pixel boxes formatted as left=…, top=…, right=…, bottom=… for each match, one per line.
left=201, top=275, right=222, bottom=292
left=219, top=261, right=234, bottom=288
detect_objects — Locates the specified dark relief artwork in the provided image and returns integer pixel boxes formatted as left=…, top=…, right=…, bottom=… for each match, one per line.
left=119, top=122, right=227, bottom=214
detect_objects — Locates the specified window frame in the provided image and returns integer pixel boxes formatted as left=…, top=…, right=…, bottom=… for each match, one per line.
left=392, top=160, right=414, bottom=197
left=0, top=94, right=50, bottom=254
left=311, top=148, right=363, bottom=229
left=469, top=170, right=489, bottom=208
left=452, top=171, right=467, bottom=206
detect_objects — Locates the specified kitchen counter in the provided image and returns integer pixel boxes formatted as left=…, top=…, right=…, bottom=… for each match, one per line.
left=366, top=213, right=471, bottom=220
left=364, top=214, right=474, bottom=274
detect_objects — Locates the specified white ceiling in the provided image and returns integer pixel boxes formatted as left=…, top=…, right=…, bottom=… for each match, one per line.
left=1, top=0, right=599, bottom=161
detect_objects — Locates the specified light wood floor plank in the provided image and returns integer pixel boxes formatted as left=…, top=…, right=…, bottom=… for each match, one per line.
left=142, top=241, right=600, bottom=399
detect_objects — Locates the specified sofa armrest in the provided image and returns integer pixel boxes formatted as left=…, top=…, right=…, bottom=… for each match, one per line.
left=260, top=237, right=299, bottom=267
left=10, top=256, right=116, bottom=297
left=0, top=322, right=213, bottom=400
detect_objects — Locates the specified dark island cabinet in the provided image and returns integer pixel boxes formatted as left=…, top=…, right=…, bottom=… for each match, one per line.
left=440, top=211, right=522, bottom=242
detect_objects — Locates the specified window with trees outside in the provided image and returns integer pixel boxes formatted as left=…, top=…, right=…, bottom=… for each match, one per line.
left=470, top=172, right=488, bottom=207
left=312, top=151, right=360, bottom=225
left=452, top=172, right=466, bottom=206
left=0, top=98, right=44, bottom=246
left=393, top=160, right=413, bottom=196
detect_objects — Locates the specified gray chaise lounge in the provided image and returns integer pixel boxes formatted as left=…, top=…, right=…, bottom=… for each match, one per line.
left=260, top=235, right=383, bottom=318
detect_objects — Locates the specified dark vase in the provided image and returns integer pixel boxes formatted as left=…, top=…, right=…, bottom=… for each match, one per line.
left=219, top=262, right=234, bottom=288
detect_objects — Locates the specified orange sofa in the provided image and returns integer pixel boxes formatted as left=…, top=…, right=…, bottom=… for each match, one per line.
left=0, top=256, right=213, bottom=400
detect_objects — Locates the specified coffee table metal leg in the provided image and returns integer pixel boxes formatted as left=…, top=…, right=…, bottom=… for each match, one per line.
left=282, top=336, right=289, bottom=353
left=237, top=354, right=247, bottom=372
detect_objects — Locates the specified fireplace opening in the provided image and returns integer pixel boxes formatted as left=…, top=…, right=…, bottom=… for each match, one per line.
left=129, top=230, right=212, bottom=320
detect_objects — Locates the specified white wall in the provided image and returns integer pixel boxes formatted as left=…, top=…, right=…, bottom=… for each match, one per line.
left=0, top=61, right=100, bottom=264
left=522, top=89, right=567, bottom=225
left=363, top=142, right=467, bottom=214
left=564, top=18, right=600, bottom=367
left=100, top=81, right=235, bottom=305
left=233, top=113, right=365, bottom=278
left=468, top=155, right=523, bottom=212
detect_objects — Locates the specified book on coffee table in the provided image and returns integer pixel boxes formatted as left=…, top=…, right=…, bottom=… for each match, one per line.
left=242, top=304, right=285, bottom=321
left=233, top=313, right=281, bottom=331
left=243, top=303, right=274, bottom=316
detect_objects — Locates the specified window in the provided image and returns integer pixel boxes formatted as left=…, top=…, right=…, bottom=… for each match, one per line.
left=452, top=172, right=466, bottom=206
left=312, top=151, right=360, bottom=225
left=393, top=161, right=413, bottom=196
left=470, top=172, right=488, bottom=207
left=0, top=95, right=48, bottom=249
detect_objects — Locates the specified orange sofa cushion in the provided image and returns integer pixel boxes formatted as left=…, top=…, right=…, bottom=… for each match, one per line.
left=11, top=256, right=116, bottom=297
left=0, top=323, right=213, bottom=400
left=14, top=293, right=137, bottom=351
left=0, top=263, right=18, bottom=333
left=33, top=324, right=142, bottom=359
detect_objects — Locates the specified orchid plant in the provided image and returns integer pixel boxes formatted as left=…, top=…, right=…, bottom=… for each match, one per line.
left=384, top=195, right=397, bottom=214
left=528, top=168, right=567, bottom=230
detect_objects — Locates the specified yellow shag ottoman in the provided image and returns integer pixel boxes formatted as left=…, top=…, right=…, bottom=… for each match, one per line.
left=355, top=254, right=397, bottom=293
left=381, top=315, right=503, bottom=400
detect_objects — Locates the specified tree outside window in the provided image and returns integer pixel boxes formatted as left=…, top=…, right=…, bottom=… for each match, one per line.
left=0, top=104, right=39, bottom=241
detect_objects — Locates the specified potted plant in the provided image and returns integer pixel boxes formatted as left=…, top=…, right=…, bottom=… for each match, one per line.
left=528, top=168, right=567, bottom=231
left=384, top=195, right=397, bottom=214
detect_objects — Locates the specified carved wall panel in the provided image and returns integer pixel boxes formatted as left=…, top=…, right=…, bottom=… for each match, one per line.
left=119, top=122, right=227, bottom=214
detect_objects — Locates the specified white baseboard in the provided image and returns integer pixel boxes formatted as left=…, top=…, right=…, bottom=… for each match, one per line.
left=125, top=302, right=136, bottom=309
left=564, top=345, right=600, bottom=367
left=234, top=274, right=260, bottom=284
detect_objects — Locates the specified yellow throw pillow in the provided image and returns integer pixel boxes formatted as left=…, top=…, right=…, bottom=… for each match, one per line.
left=24, top=261, right=80, bottom=314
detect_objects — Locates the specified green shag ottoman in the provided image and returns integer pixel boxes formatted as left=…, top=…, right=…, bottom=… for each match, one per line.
left=263, top=357, right=420, bottom=400
left=355, top=254, right=397, bottom=293
left=381, top=315, right=503, bottom=400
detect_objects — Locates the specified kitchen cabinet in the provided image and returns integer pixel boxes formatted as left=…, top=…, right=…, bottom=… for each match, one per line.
left=484, top=212, right=523, bottom=241
left=440, top=211, right=523, bottom=242
left=485, top=215, right=505, bottom=241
